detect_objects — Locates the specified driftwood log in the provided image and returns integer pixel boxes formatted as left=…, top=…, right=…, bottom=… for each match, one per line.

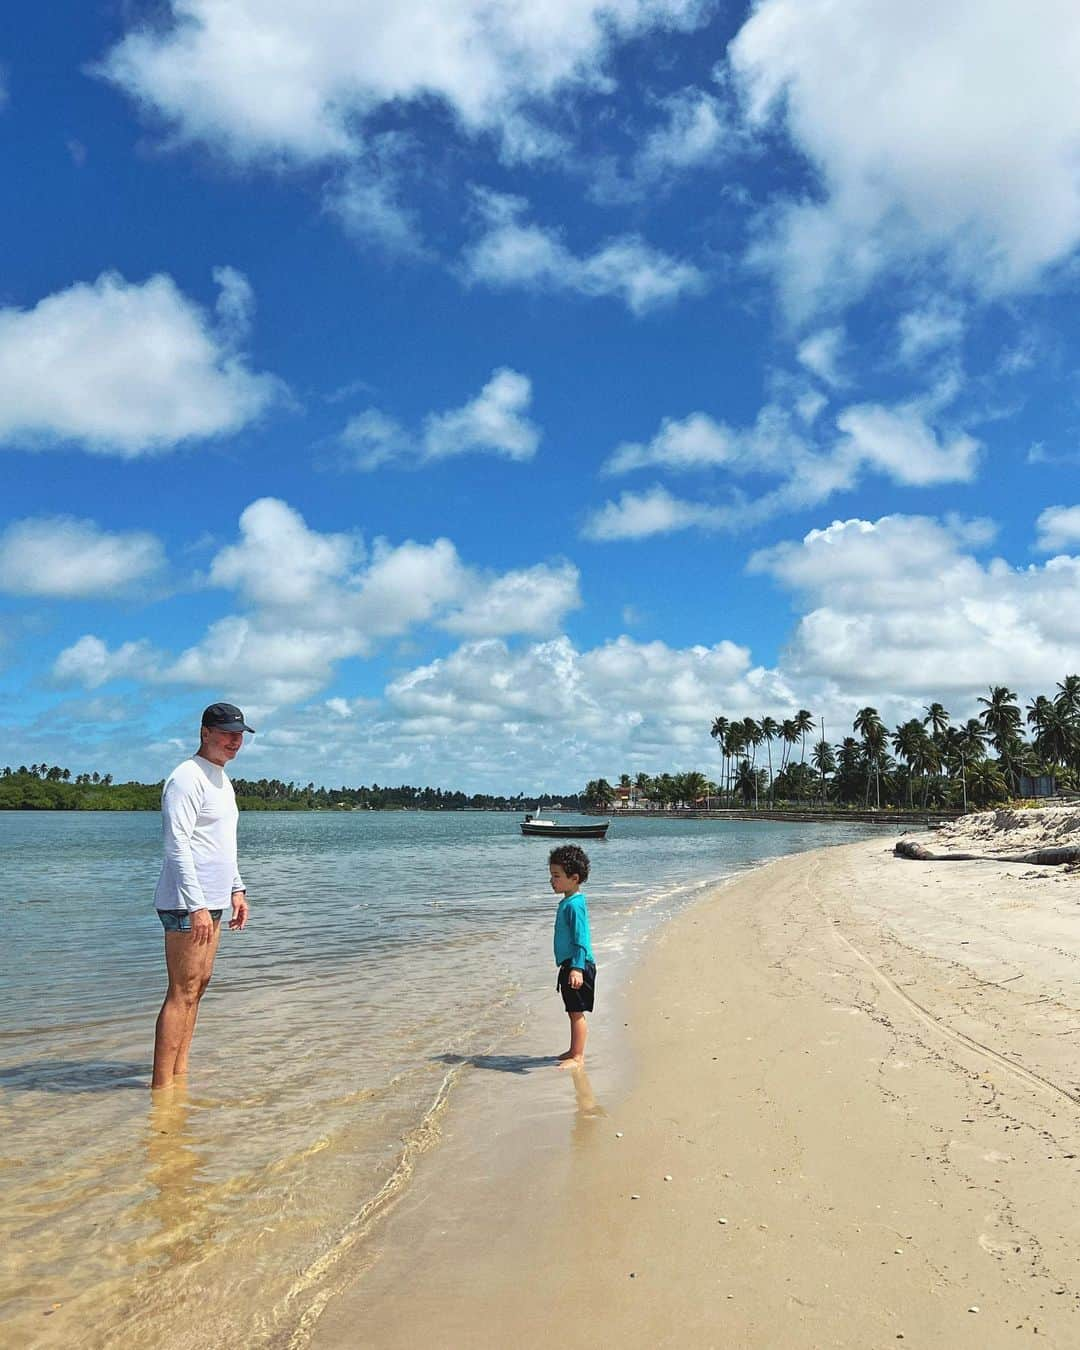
left=895, top=839, right=1080, bottom=865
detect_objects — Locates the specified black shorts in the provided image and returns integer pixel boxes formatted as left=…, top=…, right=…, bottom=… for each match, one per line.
left=557, top=960, right=596, bottom=1013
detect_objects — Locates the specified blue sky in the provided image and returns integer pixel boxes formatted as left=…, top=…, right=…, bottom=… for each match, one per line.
left=2, top=0, right=1080, bottom=792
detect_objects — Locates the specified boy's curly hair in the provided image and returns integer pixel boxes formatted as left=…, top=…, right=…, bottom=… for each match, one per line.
left=548, top=844, right=590, bottom=883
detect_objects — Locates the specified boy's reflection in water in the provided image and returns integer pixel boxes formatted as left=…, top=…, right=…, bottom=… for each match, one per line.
left=568, top=1065, right=607, bottom=1147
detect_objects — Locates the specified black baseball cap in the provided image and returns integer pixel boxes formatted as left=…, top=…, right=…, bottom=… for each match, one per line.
left=201, top=702, right=254, bottom=734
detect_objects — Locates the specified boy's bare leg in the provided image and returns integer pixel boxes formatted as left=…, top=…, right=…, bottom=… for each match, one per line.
left=152, top=922, right=221, bottom=1089
left=558, top=1012, right=587, bottom=1068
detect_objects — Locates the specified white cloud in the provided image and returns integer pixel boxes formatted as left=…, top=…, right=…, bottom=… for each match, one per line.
left=351, top=538, right=469, bottom=636
left=423, top=369, right=539, bottom=461
left=53, top=635, right=159, bottom=689
left=590, top=395, right=980, bottom=539
left=604, top=411, right=735, bottom=475
left=897, top=304, right=966, bottom=364
left=796, top=326, right=845, bottom=386
left=50, top=499, right=583, bottom=710
left=729, top=0, right=1080, bottom=313
left=583, top=485, right=734, bottom=540
left=834, top=403, right=980, bottom=486
left=384, top=631, right=783, bottom=776
left=324, top=149, right=427, bottom=257
left=0, top=517, right=165, bottom=598
left=339, top=410, right=414, bottom=470
left=1035, top=504, right=1080, bottom=554
left=100, top=0, right=710, bottom=163
left=441, top=562, right=581, bottom=637
left=342, top=368, right=540, bottom=468
left=209, top=498, right=360, bottom=608
left=463, top=192, right=706, bottom=314
left=212, top=265, right=255, bottom=343
left=0, top=271, right=280, bottom=456
left=749, top=512, right=1080, bottom=695
left=167, top=616, right=362, bottom=706
left=634, top=87, right=732, bottom=181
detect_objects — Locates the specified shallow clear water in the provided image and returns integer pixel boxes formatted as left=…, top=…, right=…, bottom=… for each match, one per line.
left=1, top=809, right=881, bottom=1348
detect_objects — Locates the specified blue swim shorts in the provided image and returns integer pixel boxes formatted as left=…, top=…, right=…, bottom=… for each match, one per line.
left=157, top=909, right=223, bottom=932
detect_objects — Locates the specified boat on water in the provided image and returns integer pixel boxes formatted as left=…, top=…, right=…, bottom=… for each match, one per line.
left=519, top=813, right=611, bottom=839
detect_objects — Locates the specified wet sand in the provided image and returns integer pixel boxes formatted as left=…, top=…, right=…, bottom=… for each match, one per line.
left=311, top=836, right=1080, bottom=1349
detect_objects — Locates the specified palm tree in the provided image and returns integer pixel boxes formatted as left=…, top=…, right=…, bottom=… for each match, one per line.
left=734, top=758, right=760, bottom=806
left=1054, top=674, right=1080, bottom=718
left=922, top=702, right=950, bottom=742
left=679, top=770, right=711, bottom=807
left=741, top=717, right=762, bottom=807
left=725, top=723, right=745, bottom=803
left=793, top=709, right=815, bottom=805
left=710, top=716, right=730, bottom=803
left=810, top=738, right=835, bottom=804
left=909, top=732, right=941, bottom=806
left=634, top=771, right=653, bottom=806
left=779, top=718, right=798, bottom=777
left=966, top=759, right=1009, bottom=807
left=758, top=715, right=778, bottom=803
left=1035, top=702, right=1075, bottom=769
left=958, top=718, right=986, bottom=760
left=853, top=706, right=886, bottom=807
left=1026, top=695, right=1052, bottom=742
left=794, top=710, right=814, bottom=764
left=891, top=719, right=925, bottom=808
left=977, top=686, right=1022, bottom=792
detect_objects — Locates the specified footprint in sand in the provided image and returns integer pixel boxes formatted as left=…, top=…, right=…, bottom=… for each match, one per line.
left=978, top=1233, right=1018, bottom=1258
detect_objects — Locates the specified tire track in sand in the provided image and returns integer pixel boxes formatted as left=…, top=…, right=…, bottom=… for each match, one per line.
left=802, top=856, right=1080, bottom=1109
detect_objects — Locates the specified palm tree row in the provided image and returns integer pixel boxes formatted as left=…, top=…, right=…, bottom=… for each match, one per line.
left=710, top=710, right=815, bottom=806
left=708, top=676, right=1080, bottom=811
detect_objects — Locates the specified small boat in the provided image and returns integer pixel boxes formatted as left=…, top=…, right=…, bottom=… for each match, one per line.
left=519, top=813, right=611, bottom=838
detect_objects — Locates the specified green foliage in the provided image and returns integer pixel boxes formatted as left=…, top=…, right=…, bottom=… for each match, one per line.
left=0, top=766, right=582, bottom=812
left=0, top=769, right=160, bottom=810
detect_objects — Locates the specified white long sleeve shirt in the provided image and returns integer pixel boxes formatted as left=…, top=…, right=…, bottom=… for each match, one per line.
left=153, top=755, right=244, bottom=912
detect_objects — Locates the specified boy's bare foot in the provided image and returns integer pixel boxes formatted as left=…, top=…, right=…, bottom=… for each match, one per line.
left=557, top=1050, right=575, bottom=1061
left=557, top=1055, right=585, bottom=1069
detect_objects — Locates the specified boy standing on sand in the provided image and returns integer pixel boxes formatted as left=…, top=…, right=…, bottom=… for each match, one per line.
left=549, top=844, right=596, bottom=1068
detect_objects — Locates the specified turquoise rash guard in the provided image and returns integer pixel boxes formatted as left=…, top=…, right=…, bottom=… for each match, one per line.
left=553, top=891, right=594, bottom=972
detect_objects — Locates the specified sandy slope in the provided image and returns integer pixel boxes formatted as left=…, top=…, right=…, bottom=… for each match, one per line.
left=311, top=837, right=1080, bottom=1350
left=933, top=803, right=1080, bottom=851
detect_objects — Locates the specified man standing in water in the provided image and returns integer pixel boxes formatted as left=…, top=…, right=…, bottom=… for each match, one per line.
left=152, top=703, right=253, bottom=1089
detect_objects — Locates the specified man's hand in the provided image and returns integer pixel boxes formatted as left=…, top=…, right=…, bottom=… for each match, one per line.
left=229, top=890, right=249, bottom=931
left=568, top=968, right=583, bottom=990
left=190, top=908, right=215, bottom=945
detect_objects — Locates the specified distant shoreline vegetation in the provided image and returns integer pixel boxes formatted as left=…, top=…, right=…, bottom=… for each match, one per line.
left=581, top=681, right=1080, bottom=814
left=0, top=766, right=582, bottom=813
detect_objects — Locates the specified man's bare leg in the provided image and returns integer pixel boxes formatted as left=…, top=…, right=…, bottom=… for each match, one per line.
left=152, top=921, right=221, bottom=1089
left=558, top=1011, right=587, bottom=1068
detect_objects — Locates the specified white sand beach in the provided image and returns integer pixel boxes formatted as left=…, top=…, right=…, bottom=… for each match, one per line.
left=312, top=825, right=1080, bottom=1349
